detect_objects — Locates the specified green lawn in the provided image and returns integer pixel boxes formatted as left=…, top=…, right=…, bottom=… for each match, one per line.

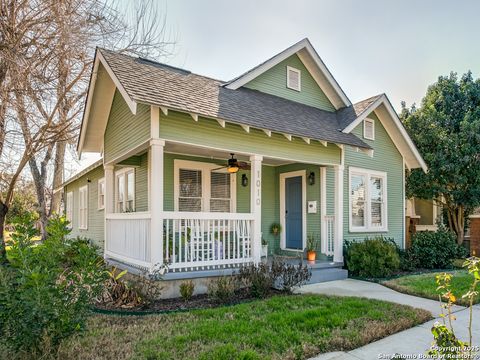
left=382, top=271, right=479, bottom=306
left=53, top=294, right=430, bottom=360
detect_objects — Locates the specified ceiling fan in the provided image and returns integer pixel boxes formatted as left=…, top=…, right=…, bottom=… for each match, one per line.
left=212, top=153, right=250, bottom=173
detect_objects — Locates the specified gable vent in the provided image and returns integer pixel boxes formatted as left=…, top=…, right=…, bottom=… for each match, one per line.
left=286, top=66, right=301, bottom=91
left=364, top=118, right=375, bottom=140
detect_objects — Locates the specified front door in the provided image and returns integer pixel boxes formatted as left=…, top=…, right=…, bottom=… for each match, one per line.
left=285, top=176, right=303, bottom=249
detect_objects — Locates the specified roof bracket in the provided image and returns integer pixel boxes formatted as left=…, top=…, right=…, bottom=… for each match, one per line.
left=160, top=107, right=168, bottom=116
left=240, top=124, right=250, bottom=133
left=190, top=113, right=198, bottom=121
left=319, top=140, right=327, bottom=147
left=217, top=119, right=226, bottom=128
left=302, top=137, right=310, bottom=144
left=262, top=129, right=272, bottom=137
left=283, top=133, right=292, bottom=141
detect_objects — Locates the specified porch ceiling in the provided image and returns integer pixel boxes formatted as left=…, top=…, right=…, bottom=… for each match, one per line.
left=164, top=141, right=294, bottom=166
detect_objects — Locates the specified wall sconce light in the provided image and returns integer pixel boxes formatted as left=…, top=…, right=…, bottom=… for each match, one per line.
left=308, top=171, right=315, bottom=186
left=241, top=173, right=249, bottom=187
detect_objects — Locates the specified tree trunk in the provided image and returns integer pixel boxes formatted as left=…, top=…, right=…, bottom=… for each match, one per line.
left=0, top=201, right=8, bottom=264
left=50, top=140, right=66, bottom=215
left=447, top=205, right=465, bottom=245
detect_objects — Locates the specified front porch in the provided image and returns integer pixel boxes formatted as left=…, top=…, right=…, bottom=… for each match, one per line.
left=102, top=138, right=345, bottom=274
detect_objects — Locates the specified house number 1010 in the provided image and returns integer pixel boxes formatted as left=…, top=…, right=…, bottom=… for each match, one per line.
left=255, top=170, right=261, bottom=205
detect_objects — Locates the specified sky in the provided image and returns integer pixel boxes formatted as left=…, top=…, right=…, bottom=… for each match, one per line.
left=78, top=0, right=480, bottom=171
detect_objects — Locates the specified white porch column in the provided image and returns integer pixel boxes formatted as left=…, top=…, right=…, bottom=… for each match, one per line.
left=149, top=139, right=165, bottom=269
left=250, top=155, right=263, bottom=263
left=103, top=164, right=115, bottom=257
left=333, top=164, right=344, bottom=263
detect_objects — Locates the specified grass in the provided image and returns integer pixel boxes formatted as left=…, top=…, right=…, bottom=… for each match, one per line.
left=53, top=294, right=431, bottom=360
left=382, top=270, right=479, bottom=306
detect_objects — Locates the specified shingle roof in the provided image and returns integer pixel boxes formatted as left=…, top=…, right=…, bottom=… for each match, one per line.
left=99, top=48, right=372, bottom=149
left=336, top=94, right=383, bottom=130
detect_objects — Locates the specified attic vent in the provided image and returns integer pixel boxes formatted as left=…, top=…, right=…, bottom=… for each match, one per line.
left=364, top=118, right=375, bottom=140
left=286, top=66, right=301, bottom=91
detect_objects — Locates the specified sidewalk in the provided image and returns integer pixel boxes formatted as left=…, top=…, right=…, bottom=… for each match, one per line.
left=297, top=279, right=478, bottom=360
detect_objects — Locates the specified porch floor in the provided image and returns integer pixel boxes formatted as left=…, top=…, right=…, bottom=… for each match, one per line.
left=106, top=256, right=346, bottom=282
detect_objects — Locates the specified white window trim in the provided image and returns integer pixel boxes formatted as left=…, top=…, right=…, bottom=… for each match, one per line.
left=173, top=159, right=237, bottom=213
left=98, top=177, right=105, bottom=210
left=363, top=118, right=375, bottom=140
left=66, top=191, right=73, bottom=226
left=279, top=170, right=307, bottom=252
left=78, top=185, right=88, bottom=230
left=115, top=167, right=136, bottom=213
left=286, top=66, right=301, bottom=91
left=348, top=166, right=388, bottom=233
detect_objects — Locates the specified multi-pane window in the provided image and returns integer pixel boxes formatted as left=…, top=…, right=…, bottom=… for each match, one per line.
left=79, top=185, right=88, bottom=229
left=98, top=178, right=105, bottom=210
left=66, top=191, right=73, bottom=225
left=175, top=160, right=235, bottom=212
left=210, top=172, right=231, bottom=212
left=116, top=168, right=135, bottom=212
left=179, top=169, right=202, bottom=212
left=349, top=168, right=387, bottom=231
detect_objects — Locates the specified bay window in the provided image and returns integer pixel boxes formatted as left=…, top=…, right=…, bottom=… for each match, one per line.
left=349, top=167, right=387, bottom=232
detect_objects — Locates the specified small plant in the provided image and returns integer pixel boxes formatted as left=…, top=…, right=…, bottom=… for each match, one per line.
left=306, top=234, right=318, bottom=261
left=238, top=262, right=273, bottom=298
left=271, top=260, right=311, bottom=293
left=427, top=257, right=479, bottom=358
left=345, top=236, right=400, bottom=278
left=99, top=267, right=142, bottom=308
left=179, top=280, right=195, bottom=301
left=270, top=223, right=282, bottom=237
left=207, top=276, right=238, bottom=303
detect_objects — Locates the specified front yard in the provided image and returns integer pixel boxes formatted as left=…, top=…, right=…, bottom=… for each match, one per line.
left=54, top=294, right=430, bottom=360
left=382, top=270, right=480, bottom=306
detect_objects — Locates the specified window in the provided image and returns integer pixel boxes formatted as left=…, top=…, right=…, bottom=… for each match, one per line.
left=79, top=186, right=88, bottom=229
left=115, top=168, right=135, bottom=212
left=286, top=66, right=301, bottom=91
left=349, top=167, right=387, bottom=232
left=363, top=118, right=375, bottom=140
left=66, top=191, right=73, bottom=225
left=174, top=160, right=236, bottom=212
left=98, top=178, right=105, bottom=210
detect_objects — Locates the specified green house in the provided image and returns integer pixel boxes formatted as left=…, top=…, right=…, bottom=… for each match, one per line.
left=62, top=38, right=426, bottom=286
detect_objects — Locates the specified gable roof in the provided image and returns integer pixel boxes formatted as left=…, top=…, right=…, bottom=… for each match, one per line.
left=78, top=47, right=371, bottom=154
left=224, top=38, right=351, bottom=110
left=341, top=94, right=427, bottom=172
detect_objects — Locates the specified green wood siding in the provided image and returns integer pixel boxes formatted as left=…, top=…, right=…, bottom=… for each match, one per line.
left=244, top=54, right=335, bottom=112
left=104, top=90, right=150, bottom=163
left=133, top=153, right=149, bottom=212
left=159, top=110, right=341, bottom=165
left=65, top=165, right=105, bottom=248
left=343, top=112, right=405, bottom=247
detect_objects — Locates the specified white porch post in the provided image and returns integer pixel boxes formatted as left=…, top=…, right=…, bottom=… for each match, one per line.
left=333, top=164, right=344, bottom=263
left=103, top=164, right=114, bottom=257
left=149, top=139, right=165, bottom=269
left=250, top=155, right=263, bottom=263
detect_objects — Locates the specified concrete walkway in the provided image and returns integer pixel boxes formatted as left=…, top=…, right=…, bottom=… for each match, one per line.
left=297, top=279, right=479, bottom=360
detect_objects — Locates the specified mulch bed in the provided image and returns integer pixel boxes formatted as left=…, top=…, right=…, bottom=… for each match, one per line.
left=94, top=289, right=285, bottom=314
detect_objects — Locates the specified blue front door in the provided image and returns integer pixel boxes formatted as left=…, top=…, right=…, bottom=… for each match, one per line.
left=285, top=176, right=303, bottom=250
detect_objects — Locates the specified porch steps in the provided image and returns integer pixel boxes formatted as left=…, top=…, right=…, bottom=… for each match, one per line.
left=305, top=261, right=348, bottom=284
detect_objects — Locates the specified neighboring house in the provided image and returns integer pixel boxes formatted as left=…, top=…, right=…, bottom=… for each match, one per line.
left=61, top=38, right=426, bottom=286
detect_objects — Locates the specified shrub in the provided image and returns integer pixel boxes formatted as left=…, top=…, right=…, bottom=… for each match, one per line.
left=238, top=262, right=273, bottom=298
left=271, top=260, right=311, bottom=293
left=409, top=229, right=465, bottom=269
left=346, top=237, right=400, bottom=278
left=0, top=213, right=106, bottom=357
left=207, top=276, right=238, bottom=303
left=179, top=280, right=195, bottom=301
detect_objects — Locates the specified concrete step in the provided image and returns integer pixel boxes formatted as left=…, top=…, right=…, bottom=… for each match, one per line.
left=306, top=267, right=348, bottom=284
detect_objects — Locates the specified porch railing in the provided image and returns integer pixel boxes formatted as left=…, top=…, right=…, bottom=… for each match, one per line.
left=323, top=215, right=335, bottom=256
left=162, top=212, right=255, bottom=272
left=105, top=212, right=151, bottom=268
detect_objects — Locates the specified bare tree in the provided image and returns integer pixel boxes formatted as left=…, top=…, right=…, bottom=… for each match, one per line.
left=0, top=0, right=175, bottom=257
